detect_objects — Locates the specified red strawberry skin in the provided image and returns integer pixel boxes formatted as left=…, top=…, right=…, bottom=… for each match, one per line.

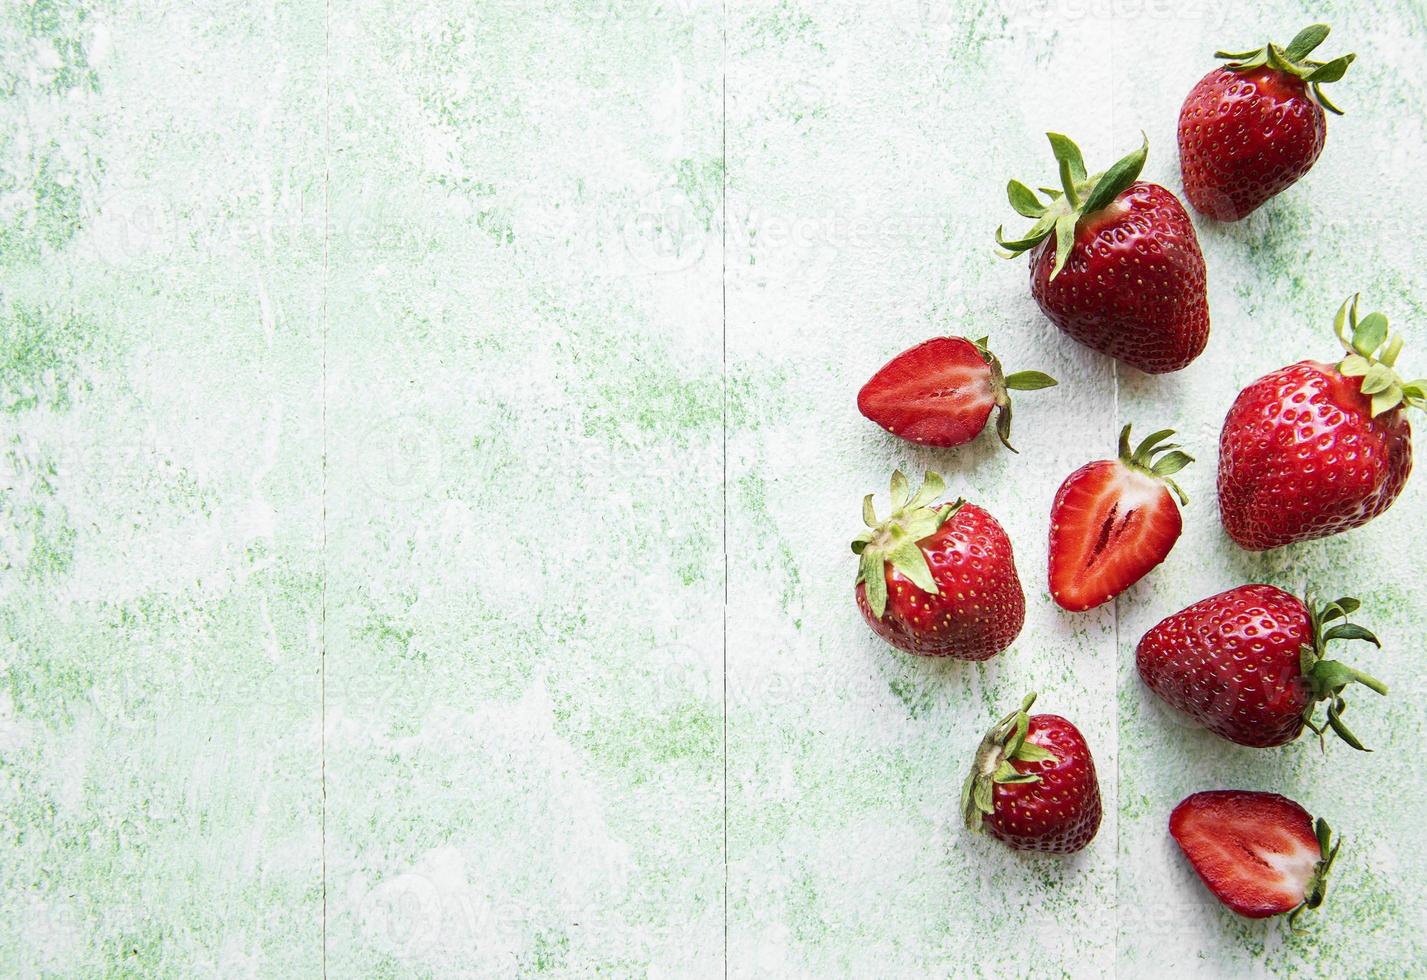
left=857, top=337, right=994, bottom=447
left=1179, top=66, right=1326, bottom=221
left=1029, top=182, right=1208, bottom=374
left=1170, top=791, right=1321, bottom=918
left=1218, top=360, right=1413, bottom=550
left=1136, top=585, right=1311, bottom=747
left=855, top=502, right=1024, bottom=659
left=1048, top=459, right=1183, bottom=611
left=985, top=714, right=1102, bottom=854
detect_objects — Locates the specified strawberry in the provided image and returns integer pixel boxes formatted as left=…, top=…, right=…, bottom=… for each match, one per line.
left=857, top=336, right=1057, bottom=452
left=852, top=470, right=1024, bottom=659
left=1171, top=790, right=1340, bottom=927
left=996, top=133, right=1209, bottom=374
left=1218, top=296, right=1424, bottom=550
left=1179, top=24, right=1354, bottom=221
left=1048, top=424, right=1192, bottom=612
left=961, top=693, right=1102, bottom=854
left=1136, top=584, right=1387, bottom=750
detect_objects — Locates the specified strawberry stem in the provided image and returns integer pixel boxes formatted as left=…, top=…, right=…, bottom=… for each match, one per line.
left=851, top=471, right=963, bottom=620
left=1215, top=24, right=1355, bottom=115
left=961, top=693, right=1056, bottom=834
left=1289, top=817, right=1340, bottom=931
left=996, top=134, right=1149, bottom=280
left=974, top=338, right=1058, bottom=453
left=1116, top=423, right=1194, bottom=505
left=1300, top=590, right=1389, bottom=751
left=1332, top=294, right=1424, bottom=416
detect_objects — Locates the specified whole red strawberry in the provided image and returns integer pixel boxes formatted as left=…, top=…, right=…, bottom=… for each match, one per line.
left=996, top=134, right=1209, bottom=374
left=1049, top=424, right=1191, bottom=611
left=961, top=693, right=1101, bottom=854
left=1171, top=790, right=1340, bottom=927
left=857, top=336, right=1056, bottom=451
left=1136, top=584, right=1387, bottom=750
left=1179, top=24, right=1354, bottom=221
left=1218, top=296, right=1423, bottom=550
left=852, top=470, right=1024, bottom=659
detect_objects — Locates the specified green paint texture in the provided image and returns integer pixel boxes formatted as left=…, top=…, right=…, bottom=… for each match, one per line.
left=1, top=0, right=1424, bottom=976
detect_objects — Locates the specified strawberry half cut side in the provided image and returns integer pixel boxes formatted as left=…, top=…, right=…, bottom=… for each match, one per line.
left=857, top=336, right=1057, bottom=452
left=1048, top=424, right=1191, bottom=611
left=1170, top=790, right=1341, bottom=929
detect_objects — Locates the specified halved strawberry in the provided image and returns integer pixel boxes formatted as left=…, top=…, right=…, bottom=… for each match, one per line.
left=857, top=336, right=1056, bottom=451
left=1048, top=424, right=1191, bottom=611
left=1170, top=790, right=1340, bottom=927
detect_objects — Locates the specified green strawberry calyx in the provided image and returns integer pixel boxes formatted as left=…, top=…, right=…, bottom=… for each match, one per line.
left=960, top=692, right=1059, bottom=834
left=1116, top=423, right=1194, bottom=506
left=1298, top=591, right=1388, bottom=752
left=1288, top=817, right=1342, bottom=932
left=851, top=470, right=963, bottom=620
left=1333, top=294, right=1427, bottom=417
left=970, top=335, right=1058, bottom=453
left=995, top=132, right=1148, bottom=280
left=1215, top=23, right=1355, bottom=116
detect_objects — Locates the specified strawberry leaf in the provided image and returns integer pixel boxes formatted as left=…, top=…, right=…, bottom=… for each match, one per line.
left=995, top=211, right=1057, bottom=254
left=1002, top=370, right=1057, bottom=391
left=1080, top=133, right=1148, bottom=216
left=1360, top=363, right=1394, bottom=394
left=1284, top=24, right=1330, bottom=61
left=1324, top=623, right=1380, bottom=646
left=1307, top=54, right=1354, bottom=83
left=886, top=536, right=937, bottom=594
left=1012, top=741, right=1057, bottom=764
left=995, top=400, right=1016, bottom=453
left=1325, top=701, right=1368, bottom=752
left=1311, top=659, right=1358, bottom=693
left=1333, top=295, right=1355, bottom=347
left=1050, top=213, right=1076, bottom=279
left=973, top=777, right=993, bottom=815
left=1152, top=451, right=1194, bottom=477
left=907, top=471, right=946, bottom=510
left=1007, top=180, right=1045, bottom=219
left=1370, top=384, right=1404, bottom=417
left=1314, top=83, right=1346, bottom=115
left=889, top=469, right=910, bottom=508
left=1338, top=354, right=1370, bottom=377
left=1352, top=311, right=1388, bottom=357
left=1046, top=132, right=1087, bottom=191
left=860, top=549, right=887, bottom=618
